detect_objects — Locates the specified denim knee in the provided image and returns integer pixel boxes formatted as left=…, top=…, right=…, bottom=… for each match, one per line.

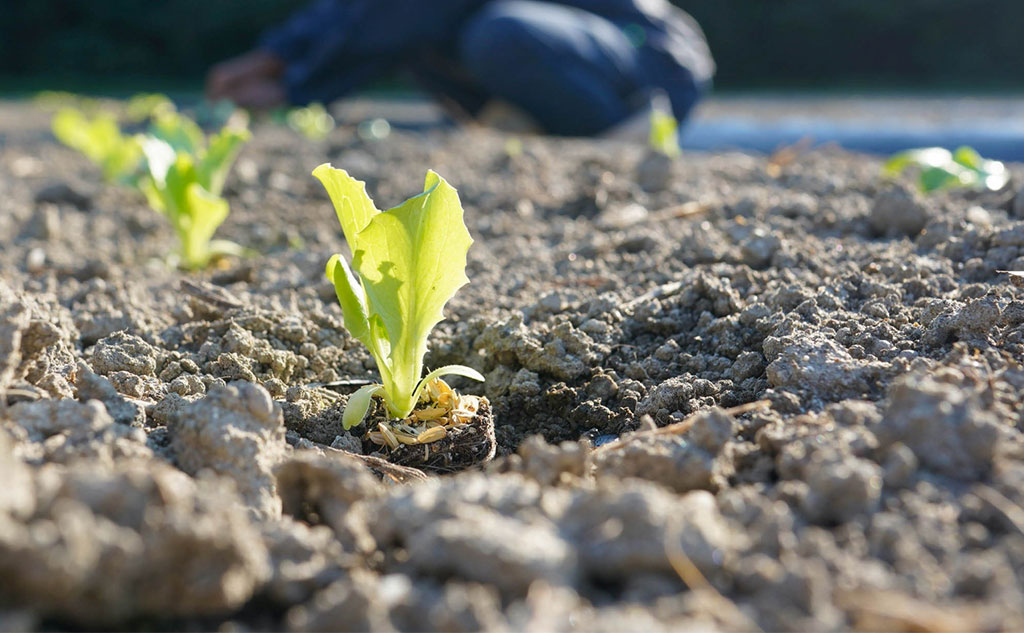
left=458, top=1, right=544, bottom=81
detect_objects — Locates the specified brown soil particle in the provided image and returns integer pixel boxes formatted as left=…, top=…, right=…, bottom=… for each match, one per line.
left=2, top=99, right=1024, bottom=629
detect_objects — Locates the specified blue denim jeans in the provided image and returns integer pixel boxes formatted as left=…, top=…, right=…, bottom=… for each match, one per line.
left=418, top=0, right=707, bottom=136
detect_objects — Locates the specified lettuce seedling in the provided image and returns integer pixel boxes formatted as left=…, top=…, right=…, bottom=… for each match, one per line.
left=52, top=108, right=142, bottom=183
left=286, top=103, right=335, bottom=141
left=124, top=93, right=176, bottom=122
left=883, top=146, right=1008, bottom=193
left=149, top=109, right=207, bottom=155
left=649, top=108, right=681, bottom=158
left=313, top=164, right=483, bottom=427
left=138, top=121, right=250, bottom=269
left=35, top=91, right=102, bottom=113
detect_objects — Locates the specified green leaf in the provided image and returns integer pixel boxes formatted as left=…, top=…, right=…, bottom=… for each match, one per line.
left=411, top=364, right=484, bottom=405
left=138, top=177, right=164, bottom=214
left=198, top=125, right=251, bottom=196
left=52, top=107, right=141, bottom=183
left=649, top=109, right=681, bottom=158
left=368, top=314, right=392, bottom=371
left=881, top=153, right=913, bottom=178
left=178, top=184, right=230, bottom=269
left=954, top=146, right=1009, bottom=190
left=286, top=102, right=335, bottom=141
left=919, top=166, right=962, bottom=192
left=140, top=136, right=177, bottom=186
left=136, top=115, right=249, bottom=269
left=35, top=91, right=100, bottom=112
left=138, top=136, right=178, bottom=214
left=150, top=110, right=204, bottom=155
left=353, top=170, right=473, bottom=418
left=312, top=164, right=380, bottom=249
left=882, top=146, right=1007, bottom=193
left=326, top=253, right=372, bottom=344
left=342, top=383, right=383, bottom=430
left=53, top=108, right=103, bottom=163
left=952, top=146, right=983, bottom=170
left=101, top=137, right=142, bottom=185
left=164, top=154, right=199, bottom=217
left=125, top=93, right=175, bottom=122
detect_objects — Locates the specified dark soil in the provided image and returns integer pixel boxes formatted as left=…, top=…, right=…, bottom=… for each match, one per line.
left=2, top=99, right=1024, bottom=631
left=384, top=401, right=496, bottom=472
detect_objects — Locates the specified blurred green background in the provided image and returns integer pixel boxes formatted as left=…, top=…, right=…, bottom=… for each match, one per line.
left=1, top=0, right=1021, bottom=93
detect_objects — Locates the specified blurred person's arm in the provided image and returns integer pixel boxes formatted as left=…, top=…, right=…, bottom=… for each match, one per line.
left=258, top=0, right=355, bottom=73
left=206, top=0, right=354, bottom=108
left=254, top=0, right=490, bottom=105
left=206, top=50, right=286, bottom=108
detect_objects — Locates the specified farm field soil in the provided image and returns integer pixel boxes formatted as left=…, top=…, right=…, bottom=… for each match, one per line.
left=2, top=99, right=1024, bottom=630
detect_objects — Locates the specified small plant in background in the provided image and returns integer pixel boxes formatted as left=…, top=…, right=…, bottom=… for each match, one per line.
left=51, top=108, right=142, bottom=183
left=48, top=94, right=252, bottom=268
left=883, top=146, right=1009, bottom=193
left=649, top=107, right=681, bottom=158
left=49, top=93, right=194, bottom=184
left=148, top=107, right=251, bottom=159
left=34, top=91, right=102, bottom=112
left=635, top=93, right=681, bottom=192
left=138, top=119, right=251, bottom=269
left=149, top=109, right=207, bottom=153
left=49, top=94, right=252, bottom=269
left=286, top=102, right=335, bottom=141
left=124, top=93, right=176, bottom=122
left=313, top=164, right=484, bottom=446
left=503, top=137, right=524, bottom=159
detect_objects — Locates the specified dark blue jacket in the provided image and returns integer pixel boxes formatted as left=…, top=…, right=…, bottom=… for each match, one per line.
left=261, top=0, right=713, bottom=107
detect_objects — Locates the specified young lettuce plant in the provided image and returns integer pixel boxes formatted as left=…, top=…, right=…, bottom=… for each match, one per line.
left=124, top=93, right=176, bottom=123
left=883, top=146, right=1008, bottom=193
left=148, top=109, right=210, bottom=156
left=313, top=164, right=484, bottom=429
left=649, top=108, right=681, bottom=158
left=138, top=119, right=250, bottom=269
left=52, top=107, right=142, bottom=183
left=286, top=102, right=335, bottom=141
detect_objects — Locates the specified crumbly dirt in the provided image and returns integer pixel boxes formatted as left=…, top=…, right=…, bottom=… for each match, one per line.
left=2, top=99, right=1024, bottom=631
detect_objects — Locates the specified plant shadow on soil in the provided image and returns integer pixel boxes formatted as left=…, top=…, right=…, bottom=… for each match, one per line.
left=2, top=99, right=1024, bottom=630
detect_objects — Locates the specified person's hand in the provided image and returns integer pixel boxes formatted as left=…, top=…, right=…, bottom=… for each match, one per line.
left=228, top=79, right=287, bottom=110
left=206, top=50, right=286, bottom=109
